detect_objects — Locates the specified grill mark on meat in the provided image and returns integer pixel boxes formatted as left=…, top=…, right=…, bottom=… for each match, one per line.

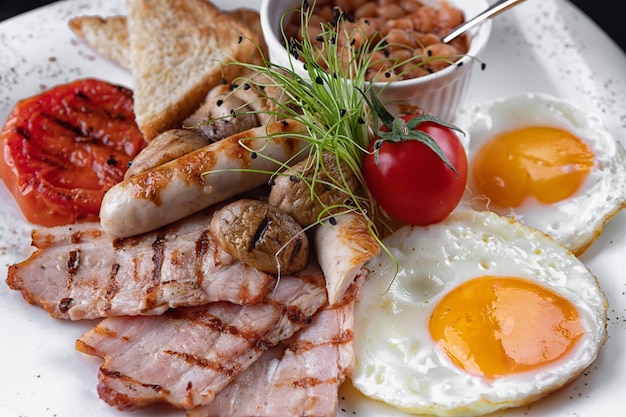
left=67, top=249, right=81, bottom=276
left=98, top=367, right=170, bottom=412
left=65, top=248, right=81, bottom=308
left=104, top=263, right=121, bottom=313
left=76, top=262, right=327, bottom=410
left=188, top=271, right=366, bottom=417
left=142, top=234, right=167, bottom=312
left=291, top=376, right=331, bottom=389
left=70, top=230, right=85, bottom=244
left=163, top=350, right=241, bottom=378
left=100, top=367, right=168, bottom=394
left=284, top=305, right=313, bottom=326
left=6, top=209, right=277, bottom=319
left=194, top=230, right=211, bottom=289
left=151, top=234, right=166, bottom=284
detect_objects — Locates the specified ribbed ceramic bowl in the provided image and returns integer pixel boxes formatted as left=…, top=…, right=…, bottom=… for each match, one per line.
left=260, top=0, right=492, bottom=121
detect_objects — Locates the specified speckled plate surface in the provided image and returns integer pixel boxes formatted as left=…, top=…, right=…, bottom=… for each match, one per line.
left=1, top=0, right=625, bottom=416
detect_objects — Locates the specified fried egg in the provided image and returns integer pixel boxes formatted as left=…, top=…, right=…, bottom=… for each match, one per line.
left=454, top=93, right=626, bottom=255
left=351, top=210, right=607, bottom=417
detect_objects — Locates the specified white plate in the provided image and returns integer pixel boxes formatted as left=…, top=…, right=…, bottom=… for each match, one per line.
left=1, top=0, right=625, bottom=416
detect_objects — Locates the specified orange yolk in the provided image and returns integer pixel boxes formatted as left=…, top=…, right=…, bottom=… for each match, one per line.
left=429, top=276, right=584, bottom=379
left=472, top=126, right=595, bottom=207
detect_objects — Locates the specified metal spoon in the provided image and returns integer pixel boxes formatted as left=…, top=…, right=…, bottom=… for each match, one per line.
left=441, top=0, right=527, bottom=43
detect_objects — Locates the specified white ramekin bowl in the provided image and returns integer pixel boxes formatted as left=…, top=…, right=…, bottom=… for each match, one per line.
left=260, top=0, right=492, bottom=122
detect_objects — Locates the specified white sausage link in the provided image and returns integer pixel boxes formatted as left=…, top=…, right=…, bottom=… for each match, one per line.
left=100, top=120, right=308, bottom=238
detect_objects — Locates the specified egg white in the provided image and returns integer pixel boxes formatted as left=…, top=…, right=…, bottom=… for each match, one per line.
left=351, top=209, right=607, bottom=417
left=454, top=92, right=626, bottom=255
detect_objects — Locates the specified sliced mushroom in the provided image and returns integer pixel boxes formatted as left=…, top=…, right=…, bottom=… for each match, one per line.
left=268, top=151, right=360, bottom=226
left=124, top=129, right=208, bottom=179
left=210, top=199, right=309, bottom=275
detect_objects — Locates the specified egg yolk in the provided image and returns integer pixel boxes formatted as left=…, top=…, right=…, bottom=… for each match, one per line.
left=472, top=126, right=595, bottom=207
left=429, top=276, right=584, bottom=379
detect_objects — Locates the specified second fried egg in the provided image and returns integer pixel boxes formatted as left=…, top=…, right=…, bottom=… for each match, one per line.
left=351, top=210, right=607, bottom=417
left=455, top=93, right=626, bottom=255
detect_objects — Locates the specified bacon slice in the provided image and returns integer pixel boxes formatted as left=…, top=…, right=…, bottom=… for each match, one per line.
left=6, top=208, right=276, bottom=320
left=188, top=270, right=365, bottom=417
left=76, top=262, right=327, bottom=411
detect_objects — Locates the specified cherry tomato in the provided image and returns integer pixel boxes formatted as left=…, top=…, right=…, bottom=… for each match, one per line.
left=0, top=78, right=146, bottom=226
left=363, top=116, right=468, bottom=226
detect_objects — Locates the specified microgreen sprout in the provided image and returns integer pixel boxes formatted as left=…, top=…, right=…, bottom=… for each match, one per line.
left=205, top=0, right=387, bottom=231
left=197, top=0, right=473, bottom=283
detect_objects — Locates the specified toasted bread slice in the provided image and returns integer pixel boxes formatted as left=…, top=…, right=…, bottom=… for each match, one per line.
left=126, top=0, right=258, bottom=140
left=68, top=8, right=266, bottom=71
left=68, top=15, right=131, bottom=69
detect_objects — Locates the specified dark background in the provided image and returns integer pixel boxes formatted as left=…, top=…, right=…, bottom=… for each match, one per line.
left=0, top=1, right=624, bottom=53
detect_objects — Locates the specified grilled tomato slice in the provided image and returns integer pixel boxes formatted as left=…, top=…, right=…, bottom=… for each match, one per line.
left=0, top=78, right=146, bottom=226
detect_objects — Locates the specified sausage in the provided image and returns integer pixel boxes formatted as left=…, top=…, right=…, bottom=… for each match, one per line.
left=183, top=84, right=258, bottom=142
left=183, top=71, right=296, bottom=142
left=100, top=119, right=308, bottom=238
left=222, top=71, right=298, bottom=126
left=210, top=199, right=309, bottom=275
left=267, top=150, right=360, bottom=226
left=124, top=129, right=208, bottom=179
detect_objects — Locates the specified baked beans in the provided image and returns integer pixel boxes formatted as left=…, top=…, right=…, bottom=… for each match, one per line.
left=283, top=0, right=469, bottom=82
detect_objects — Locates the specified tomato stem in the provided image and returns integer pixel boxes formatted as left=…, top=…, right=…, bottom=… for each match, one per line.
left=362, top=87, right=463, bottom=175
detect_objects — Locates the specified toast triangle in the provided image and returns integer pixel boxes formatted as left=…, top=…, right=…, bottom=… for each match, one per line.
left=126, top=0, right=258, bottom=140
left=69, top=15, right=132, bottom=69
